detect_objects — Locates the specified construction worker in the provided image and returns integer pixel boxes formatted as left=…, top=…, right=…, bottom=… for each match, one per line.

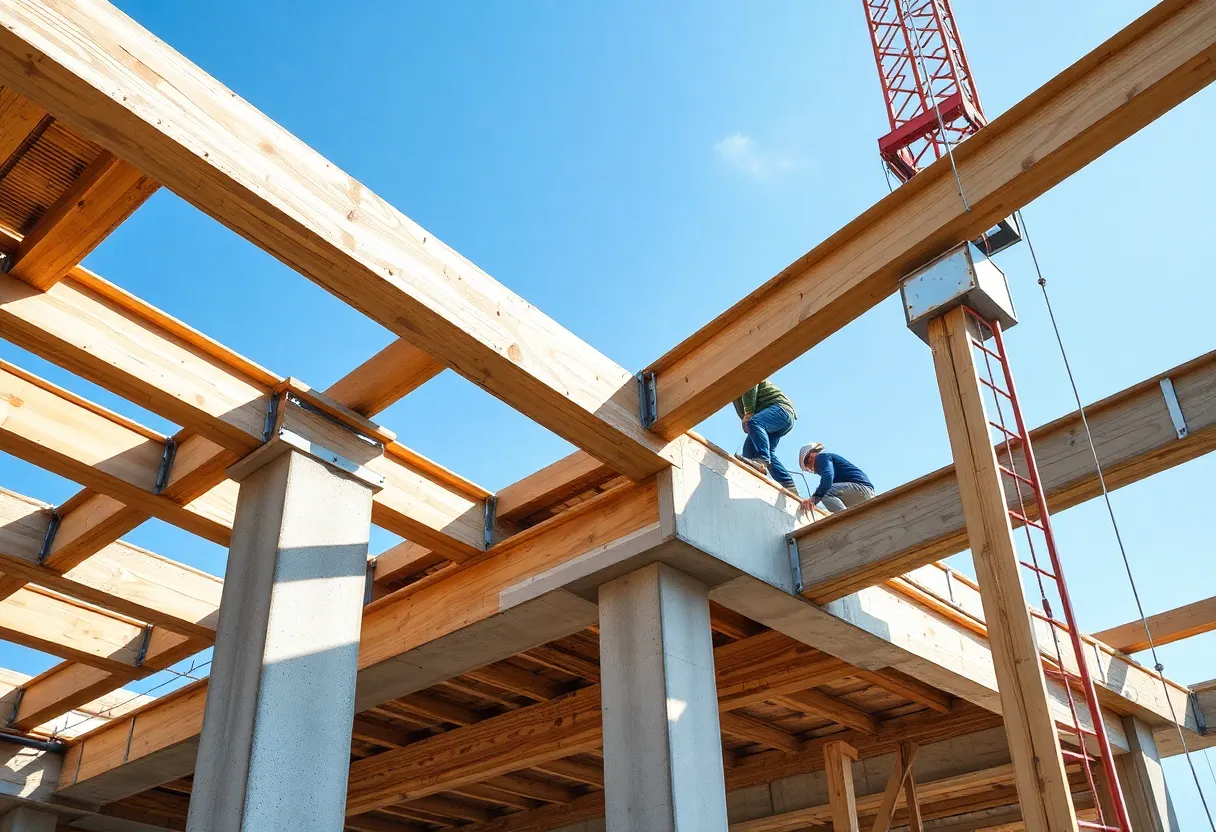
left=798, top=443, right=874, bottom=514
left=733, top=380, right=798, bottom=492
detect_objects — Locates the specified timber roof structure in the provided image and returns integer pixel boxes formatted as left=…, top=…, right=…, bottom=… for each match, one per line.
left=0, top=1, right=1210, bottom=831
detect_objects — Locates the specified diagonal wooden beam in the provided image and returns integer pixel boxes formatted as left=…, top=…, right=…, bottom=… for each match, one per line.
left=1093, top=594, right=1216, bottom=654
left=797, top=349, right=1216, bottom=603
left=643, top=0, right=1216, bottom=436
left=3, top=150, right=158, bottom=290
left=868, top=742, right=916, bottom=832
left=0, top=0, right=672, bottom=479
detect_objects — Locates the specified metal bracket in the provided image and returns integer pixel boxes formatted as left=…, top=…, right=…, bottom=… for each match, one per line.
left=262, top=391, right=283, bottom=442
left=363, top=559, right=377, bottom=606
left=7, top=688, right=24, bottom=727
left=284, top=392, right=384, bottom=451
left=636, top=371, right=658, bottom=429
left=134, top=625, right=154, bottom=668
left=153, top=437, right=178, bottom=495
left=38, top=509, right=61, bottom=566
left=483, top=494, right=499, bottom=550
left=1159, top=377, right=1188, bottom=439
left=1191, top=690, right=1209, bottom=736
left=785, top=536, right=804, bottom=596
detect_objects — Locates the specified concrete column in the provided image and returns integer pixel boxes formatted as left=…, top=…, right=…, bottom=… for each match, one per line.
left=599, top=562, right=728, bottom=832
left=1114, top=716, right=1180, bottom=831
left=0, top=808, right=56, bottom=832
left=186, top=447, right=375, bottom=832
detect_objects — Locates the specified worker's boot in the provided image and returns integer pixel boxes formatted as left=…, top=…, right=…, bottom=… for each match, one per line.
left=734, top=454, right=768, bottom=476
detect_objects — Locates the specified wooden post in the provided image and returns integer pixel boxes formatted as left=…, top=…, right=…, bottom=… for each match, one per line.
left=870, top=742, right=917, bottom=832
left=1115, top=715, right=1180, bottom=831
left=927, top=306, right=1077, bottom=832
left=901, top=742, right=924, bottom=832
left=824, top=740, right=860, bottom=832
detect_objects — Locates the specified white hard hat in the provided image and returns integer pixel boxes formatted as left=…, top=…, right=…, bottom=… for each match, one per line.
left=799, top=443, right=824, bottom=471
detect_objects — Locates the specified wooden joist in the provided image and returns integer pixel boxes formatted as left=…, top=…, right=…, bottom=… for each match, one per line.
left=1094, top=594, right=1216, bottom=654
left=0, top=585, right=147, bottom=673
left=0, top=0, right=673, bottom=480
left=643, top=0, right=1216, bottom=436
left=0, top=86, right=47, bottom=165
left=324, top=339, right=444, bottom=419
left=798, top=349, right=1216, bottom=602
left=4, top=151, right=157, bottom=290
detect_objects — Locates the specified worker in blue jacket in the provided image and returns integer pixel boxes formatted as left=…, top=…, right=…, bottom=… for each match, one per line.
left=798, top=443, right=875, bottom=514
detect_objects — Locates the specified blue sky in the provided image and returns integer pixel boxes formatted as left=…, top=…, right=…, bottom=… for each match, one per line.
left=1, top=0, right=1213, bottom=820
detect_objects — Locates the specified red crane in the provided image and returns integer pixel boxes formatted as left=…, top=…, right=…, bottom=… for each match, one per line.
left=861, top=3, right=1131, bottom=830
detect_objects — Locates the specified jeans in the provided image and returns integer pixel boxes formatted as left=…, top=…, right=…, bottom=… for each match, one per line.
left=818, top=482, right=875, bottom=514
left=742, top=404, right=797, bottom=491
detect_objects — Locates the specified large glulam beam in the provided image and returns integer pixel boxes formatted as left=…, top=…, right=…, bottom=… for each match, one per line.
left=644, top=0, right=1216, bottom=436
left=0, top=0, right=671, bottom=480
left=1094, top=594, right=1216, bottom=654
left=797, top=350, right=1216, bottom=603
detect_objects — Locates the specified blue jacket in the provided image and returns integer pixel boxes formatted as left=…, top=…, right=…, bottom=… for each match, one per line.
left=812, top=452, right=873, bottom=500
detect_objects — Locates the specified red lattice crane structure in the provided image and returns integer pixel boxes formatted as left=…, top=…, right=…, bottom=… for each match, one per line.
left=863, top=0, right=986, bottom=182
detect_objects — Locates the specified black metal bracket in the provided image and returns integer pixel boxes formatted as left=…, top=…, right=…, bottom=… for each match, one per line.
left=134, top=625, right=154, bottom=668
left=1191, top=690, right=1209, bottom=736
left=785, top=536, right=804, bottom=596
left=153, top=437, right=178, bottom=495
left=483, top=495, right=499, bottom=550
left=38, top=509, right=61, bottom=566
left=636, top=371, right=658, bottom=429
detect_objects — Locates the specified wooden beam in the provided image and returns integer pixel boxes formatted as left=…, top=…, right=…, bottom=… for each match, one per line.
left=799, top=349, right=1216, bottom=602
left=719, top=711, right=802, bottom=753
left=854, top=669, right=951, bottom=715
left=901, top=743, right=924, bottom=832
left=324, top=339, right=444, bottom=419
left=0, top=0, right=672, bottom=479
left=1093, top=594, right=1216, bottom=654
left=0, top=359, right=233, bottom=543
left=824, top=740, right=859, bottom=832
left=643, top=0, right=1216, bottom=436
left=0, top=86, right=47, bottom=164
left=776, top=689, right=880, bottom=735
left=495, top=451, right=614, bottom=525
left=0, top=485, right=220, bottom=637
left=928, top=307, right=1075, bottom=832
left=0, top=585, right=147, bottom=672
left=4, top=150, right=157, bottom=290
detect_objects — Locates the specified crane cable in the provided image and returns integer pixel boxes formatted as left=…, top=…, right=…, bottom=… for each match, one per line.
left=1017, top=208, right=1216, bottom=828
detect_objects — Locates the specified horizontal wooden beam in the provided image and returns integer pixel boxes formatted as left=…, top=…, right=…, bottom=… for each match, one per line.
left=0, top=85, right=47, bottom=163
left=0, top=665, right=150, bottom=739
left=0, top=585, right=146, bottom=673
left=0, top=253, right=488, bottom=557
left=324, top=339, right=444, bottom=419
left=1093, top=594, right=1216, bottom=654
left=0, top=0, right=673, bottom=479
left=4, top=150, right=158, bottom=290
left=644, top=0, right=1216, bottom=435
left=797, top=350, right=1216, bottom=602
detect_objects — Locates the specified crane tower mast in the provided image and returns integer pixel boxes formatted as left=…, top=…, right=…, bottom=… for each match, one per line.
left=863, top=0, right=986, bottom=182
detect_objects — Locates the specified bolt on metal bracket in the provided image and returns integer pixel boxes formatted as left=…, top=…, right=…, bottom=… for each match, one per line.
left=153, top=437, right=178, bottom=495
left=37, top=509, right=61, bottom=565
left=1159, top=377, right=1188, bottom=439
left=134, top=625, right=154, bottom=668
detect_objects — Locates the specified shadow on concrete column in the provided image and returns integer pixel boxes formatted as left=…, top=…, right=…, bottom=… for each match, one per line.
left=187, top=448, right=373, bottom=832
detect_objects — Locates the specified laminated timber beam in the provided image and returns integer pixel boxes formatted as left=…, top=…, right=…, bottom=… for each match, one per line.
left=642, top=0, right=1216, bottom=436
left=0, top=86, right=48, bottom=163
left=0, top=248, right=488, bottom=558
left=0, top=665, right=150, bottom=739
left=1094, top=594, right=1216, bottom=654
left=796, top=349, right=1216, bottom=603
left=0, top=0, right=672, bottom=480
left=3, top=150, right=158, bottom=291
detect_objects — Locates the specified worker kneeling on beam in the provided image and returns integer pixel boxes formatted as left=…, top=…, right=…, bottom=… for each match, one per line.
left=798, top=443, right=874, bottom=514
left=732, top=380, right=799, bottom=493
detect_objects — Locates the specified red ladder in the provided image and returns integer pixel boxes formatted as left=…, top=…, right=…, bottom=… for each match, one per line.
left=963, top=306, right=1131, bottom=831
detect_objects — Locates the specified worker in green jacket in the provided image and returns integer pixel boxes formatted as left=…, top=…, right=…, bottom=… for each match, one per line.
left=733, top=380, right=798, bottom=492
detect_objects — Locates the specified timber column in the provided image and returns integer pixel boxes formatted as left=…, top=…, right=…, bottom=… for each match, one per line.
left=904, top=246, right=1077, bottom=832
left=0, top=808, right=56, bottom=832
left=599, top=562, right=729, bottom=832
left=186, top=387, right=388, bottom=832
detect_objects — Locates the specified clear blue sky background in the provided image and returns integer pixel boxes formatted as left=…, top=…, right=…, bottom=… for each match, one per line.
left=1, top=0, right=1213, bottom=820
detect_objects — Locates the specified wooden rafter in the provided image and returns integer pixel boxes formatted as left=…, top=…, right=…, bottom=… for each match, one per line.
left=643, top=0, right=1216, bottom=436
left=1094, top=594, right=1216, bottom=654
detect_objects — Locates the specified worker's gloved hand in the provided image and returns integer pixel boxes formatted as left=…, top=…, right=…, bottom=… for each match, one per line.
left=800, top=498, right=818, bottom=513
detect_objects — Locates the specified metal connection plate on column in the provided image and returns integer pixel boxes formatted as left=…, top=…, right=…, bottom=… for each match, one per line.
left=900, top=242, right=1017, bottom=344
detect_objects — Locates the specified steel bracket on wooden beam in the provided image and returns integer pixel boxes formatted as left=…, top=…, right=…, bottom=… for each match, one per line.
left=152, top=436, right=177, bottom=495
left=363, top=558, right=376, bottom=606
left=6, top=688, right=24, bottom=727
left=37, top=508, right=60, bottom=565
left=1159, top=377, right=1188, bottom=439
left=636, top=371, right=658, bottom=429
left=134, top=625, right=154, bottom=668
left=786, top=535, right=804, bottom=595
left=1191, top=690, right=1209, bottom=736
left=483, top=494, right=498, bottom=549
